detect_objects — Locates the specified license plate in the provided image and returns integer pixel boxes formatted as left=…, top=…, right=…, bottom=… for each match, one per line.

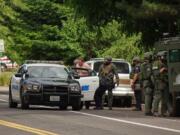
left=50, top=96, right=60, bottom=101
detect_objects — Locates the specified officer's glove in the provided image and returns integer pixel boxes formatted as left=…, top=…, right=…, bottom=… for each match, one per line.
left=116, top=79, right=119, bottom=86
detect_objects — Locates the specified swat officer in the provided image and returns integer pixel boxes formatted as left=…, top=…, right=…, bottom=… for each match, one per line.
left=140, top=52, right=153, bottom=115
left=152, top=52, right=163, bottom=116
left=152, top=51, right=172, bottom=116
left=94, top=57, right=119, bottom=110
left=131, top=56, right=142, bottom=111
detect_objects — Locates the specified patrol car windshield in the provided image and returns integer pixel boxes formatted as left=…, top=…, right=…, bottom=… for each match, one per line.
left=169, top=49, right=180, bottom=63
left=94, top=61, right=129, bottom=74
left=27, top=66, right=68, bottom=79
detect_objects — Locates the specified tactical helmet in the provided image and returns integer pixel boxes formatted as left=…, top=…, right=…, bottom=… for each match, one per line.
left=133, top=56, right=140, bottom=62
left=104, top=56, right=112, bottom=62
left=156, top=51, right=167, bottom=59
left=144, top=52, right=153, bottom=60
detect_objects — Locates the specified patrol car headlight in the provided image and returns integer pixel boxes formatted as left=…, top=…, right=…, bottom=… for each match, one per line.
left=69, top=84, right=80, bottom=92
left=25, top=84, right=40, bottom=91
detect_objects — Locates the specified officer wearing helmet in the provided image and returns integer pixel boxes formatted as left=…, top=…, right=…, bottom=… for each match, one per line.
left=140, top=52, right=153, bottom=115
left=151, top=51, right=164, bottom=116
left=94, top=56, right=119, bottom=110
left=131, top=56, right=142, bottom=111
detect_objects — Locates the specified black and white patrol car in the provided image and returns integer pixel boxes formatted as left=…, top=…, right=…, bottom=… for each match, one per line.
left=9, top=62, right=83, bottom=110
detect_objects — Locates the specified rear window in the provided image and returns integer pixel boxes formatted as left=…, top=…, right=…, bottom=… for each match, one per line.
left=94, top=61, right=130, bottom=74
left=169, top=49, right=180, bottom=63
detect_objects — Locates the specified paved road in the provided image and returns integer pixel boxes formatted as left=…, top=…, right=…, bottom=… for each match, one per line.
left=0, top=88, right=180, bottom=135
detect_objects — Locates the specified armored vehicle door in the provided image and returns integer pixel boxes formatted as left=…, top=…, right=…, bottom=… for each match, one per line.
left=168, top=48, right=180, bottom=93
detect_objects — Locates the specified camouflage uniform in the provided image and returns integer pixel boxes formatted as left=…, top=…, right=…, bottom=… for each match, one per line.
left=140, top=52, right=153, bottom=115
left=152, top=56, right=162, bottom=116
left=94, top=57, right=119, bottom=110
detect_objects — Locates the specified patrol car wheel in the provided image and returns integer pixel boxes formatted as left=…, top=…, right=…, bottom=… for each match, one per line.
left=59, top=97, right=68, bottom=110
left=9, top=86, right=17, bottom=108
left=72, top=98, right=81, bottom=111
left=20, top=90, right=29, bottom=109
left=85, top=101, right=90, bottom=109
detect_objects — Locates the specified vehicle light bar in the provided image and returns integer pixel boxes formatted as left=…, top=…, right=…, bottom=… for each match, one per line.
left=24, top=60, right=64, bottom=64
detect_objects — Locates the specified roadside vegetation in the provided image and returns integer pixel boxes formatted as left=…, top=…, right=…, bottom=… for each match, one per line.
left=0, top=72, right=14, bottom=86
left=0, top=0, right=180, bottom=65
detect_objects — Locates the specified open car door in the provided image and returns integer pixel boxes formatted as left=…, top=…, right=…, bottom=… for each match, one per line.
left=71, top=68, right=99, bottom=102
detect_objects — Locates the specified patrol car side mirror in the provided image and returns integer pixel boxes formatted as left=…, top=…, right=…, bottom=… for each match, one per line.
left=15, top=73, right=22, bottom=78
left=73, top=73, right=80, bottom=79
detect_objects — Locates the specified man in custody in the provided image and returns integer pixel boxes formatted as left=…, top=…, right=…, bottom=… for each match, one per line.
left=131, top=56, right=142, bottom=111
left=140, top=52, right=154, bottom=116
left=94, top=57, right=119, bottom=110
left=152, top=51, right=172, bottom=116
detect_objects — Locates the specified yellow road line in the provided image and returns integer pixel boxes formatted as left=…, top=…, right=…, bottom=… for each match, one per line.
left=0, top=120, right=59, bottom=135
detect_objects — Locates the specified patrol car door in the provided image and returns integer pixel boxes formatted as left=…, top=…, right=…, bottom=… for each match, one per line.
left=168, top=49, right=180, bottom=93
left=72, top=68, right=99, bottom=101
left=10, top=67, right=23, bottom=101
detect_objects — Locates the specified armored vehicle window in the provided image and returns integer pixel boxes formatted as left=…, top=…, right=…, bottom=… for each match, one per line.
left=94, top=61, right=129, bottom=74
left=27, top=66, right=68, bottom=79
left=169, top=49, right=180, bottom=63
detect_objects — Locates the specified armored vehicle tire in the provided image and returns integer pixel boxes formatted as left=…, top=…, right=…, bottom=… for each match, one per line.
left=20, top=90, right=29, bottom=109
left=85, top=101, right=91, bottom=109
left=9, top=87, right=17, bottom=108
left=72, top=98, right=81, bottom=111
left=172, top=92, right=180, bottom=116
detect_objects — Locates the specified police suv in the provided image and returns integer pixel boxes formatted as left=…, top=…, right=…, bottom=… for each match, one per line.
left=9, top=61, right=84, bottom=110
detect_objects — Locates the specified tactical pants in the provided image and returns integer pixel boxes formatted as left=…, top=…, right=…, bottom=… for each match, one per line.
left=102, top=89, right=113, bottom=109
left=144, top=87, right=153, bottom=114
left=152, top=90, right=162, bottom=113
left=161, top=86, right=172, bottom=115
left=94, top=85, right=110, bottom=108
left=134, top=90, right=142, bottom=110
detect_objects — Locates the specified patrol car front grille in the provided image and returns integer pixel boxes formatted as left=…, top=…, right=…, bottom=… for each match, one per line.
left=42, top=85, right=68, bottom=93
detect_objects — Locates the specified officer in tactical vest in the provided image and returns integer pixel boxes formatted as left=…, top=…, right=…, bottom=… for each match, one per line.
left=94, top=57, right=119, bottom=110
left=131, top=56, right=142, bottom=111
left=152, top=51, right=172, bottom=116
left=140, top=52, right=153, bottom=115
left=152, top=52, right=163, bottom=116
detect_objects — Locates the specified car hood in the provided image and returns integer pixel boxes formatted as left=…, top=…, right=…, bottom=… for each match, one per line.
left=25, top=78, right=71, bottom=86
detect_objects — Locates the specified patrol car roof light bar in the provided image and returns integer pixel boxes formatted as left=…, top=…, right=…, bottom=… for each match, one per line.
left=24, top=60, right=64, bottom=65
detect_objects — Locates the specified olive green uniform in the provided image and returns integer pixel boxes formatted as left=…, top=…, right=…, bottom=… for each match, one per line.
left=140, top=61, right=153, bottom=115
left=94, top=63, right=119, bottom=109
left=152, top=60, right=162, bottom=114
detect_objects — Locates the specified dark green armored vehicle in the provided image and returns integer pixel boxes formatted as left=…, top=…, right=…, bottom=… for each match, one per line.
left=155, top=36, right=180, bottom=116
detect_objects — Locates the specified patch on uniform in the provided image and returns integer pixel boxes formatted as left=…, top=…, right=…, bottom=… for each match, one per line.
left=152, top=66, right=158, bottom=70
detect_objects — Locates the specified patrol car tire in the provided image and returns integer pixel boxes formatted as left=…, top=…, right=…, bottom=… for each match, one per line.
left=59, top=97, right=68, bottom=110
left=72, top=98, right=81, bottom=111
left=20, top=90, right=29, bottom=109
left=9, top=87, right=18, bottom=108
left=85, top=101, right=90, bottom=109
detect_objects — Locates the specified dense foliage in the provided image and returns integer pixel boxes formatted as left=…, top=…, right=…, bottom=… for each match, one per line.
left=0, top=0, right=180, bottom=64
